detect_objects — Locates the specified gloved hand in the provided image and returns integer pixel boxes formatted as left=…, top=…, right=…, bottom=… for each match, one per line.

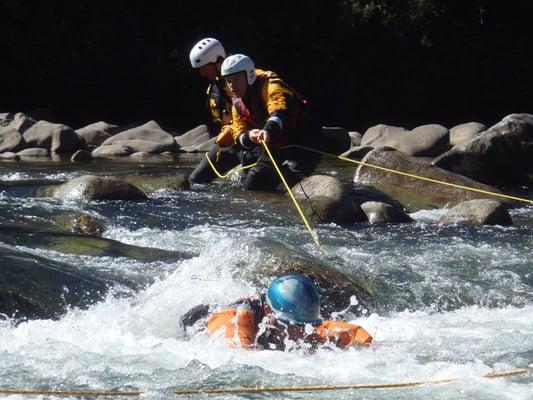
left=215, top=128, right=235, bottom=147
left=248, top=129, right=269, bottom=144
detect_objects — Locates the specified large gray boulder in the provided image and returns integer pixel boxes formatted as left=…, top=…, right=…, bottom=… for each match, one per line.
left=361, top=123, right=450, bottom=156
left=292, top=175, right=362, bottom=223
left=432, top=113, right=533, bottom=186
left=438, top=199, right=513, bottom=226
left=75, top=121, right=119, bottom=149
left=23, top=120, right=81, bottom=153
left=354, top=148, right=509, bottom=208
left=0, top=127, right=25, bottom=152
left=449, top=122, right=486, bottom=146
left=53, top=175, right=147, bottom=201
left=175, top=124, right=212, bottom=152
left=100, top=120, right=177, bottom=153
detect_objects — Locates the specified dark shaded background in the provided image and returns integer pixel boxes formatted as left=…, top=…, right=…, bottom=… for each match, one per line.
left=2, top=0, right=532, bottom=133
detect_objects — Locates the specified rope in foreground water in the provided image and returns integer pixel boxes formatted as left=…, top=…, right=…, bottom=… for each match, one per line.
left=0, top=368, right=530, bottom=397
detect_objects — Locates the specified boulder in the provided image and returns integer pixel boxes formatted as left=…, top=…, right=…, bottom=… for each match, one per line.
left=354, top=148, right=509, bottom=209
left=321, top=126, right=351, bottom=154
left=438, top=199, right=513, bottom=226
left=17, top=148, right=49, bottom=157
left=105, top=139, right=170, bottom=154
left=53, top=175, right=147, bottom=201
left=6, top=112, right=37, bottom=133
left=340, top=145, right=376, bottom=159
left=349, top=131, right=362, bottom=147
left=292, top=174, right=362, bottom=223
left=0, top=245, right=108, bottom=320
left=449, top=122, right=486, bottom=146
left=0, top=152, right=20, bottom=161
left=191, top=137, right=216, bottom=152
left=0, top=127, right=25, bottom=152
left=53, top=212, right=106, bottom=236
left=432, top=113, right=533, bottom=186
left=75, top=121, right=118, bottom=149
left=92, top=144, right=134, bottom=157
left=0, top=113, right=12, bottom=126
left=360, top=201, right=413, bottom=224
left=23, top=120, right=80, bottom=153
left=361, top=123, right=450, bottom=156
left=71, top=149, right=93, bottom=163
left=100, top=120, right=177, bottom=153
left=175, top=124, right=211, bottom=149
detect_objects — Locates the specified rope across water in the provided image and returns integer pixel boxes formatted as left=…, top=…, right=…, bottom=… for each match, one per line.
left=0, top=368, right=530, bottom=397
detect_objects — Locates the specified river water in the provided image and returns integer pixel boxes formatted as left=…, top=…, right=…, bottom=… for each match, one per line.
left=0, top=155, right=531, bottom=399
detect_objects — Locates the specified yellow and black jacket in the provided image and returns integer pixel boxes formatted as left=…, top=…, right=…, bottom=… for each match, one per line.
left=217, top=71, right=308, bottom=148
left=206, top=77, right=233, bottom=134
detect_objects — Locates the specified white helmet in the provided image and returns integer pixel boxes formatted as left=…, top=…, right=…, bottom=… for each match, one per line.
left=189, top=38, right=226, bottom=68
left=221, top=54, right=257, bottom=85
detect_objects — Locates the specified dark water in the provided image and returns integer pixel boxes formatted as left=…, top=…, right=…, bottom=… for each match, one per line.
left=0, top=155, right=531, bottom=399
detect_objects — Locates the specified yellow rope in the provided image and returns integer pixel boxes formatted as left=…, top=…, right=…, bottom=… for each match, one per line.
left=0, top=368, right=529, bottom=397
left=285, top=144, right=533, bottom=205
left=204, top=151, right=257, bottom=179
left=261, top=141, right=320, bottom=247
left=205, top=145, right=532, bottom=204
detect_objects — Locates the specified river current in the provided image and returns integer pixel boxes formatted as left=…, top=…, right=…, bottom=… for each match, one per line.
left=0, top=155, right=531, bottom=399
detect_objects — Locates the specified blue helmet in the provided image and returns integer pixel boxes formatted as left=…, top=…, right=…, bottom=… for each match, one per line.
left=266, top=275, right=321, bottom=325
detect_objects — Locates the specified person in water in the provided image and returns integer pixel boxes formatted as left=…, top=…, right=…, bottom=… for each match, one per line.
left=190, top=53, right=322, bottom=190
left=206, top=274, right=373, bottom=350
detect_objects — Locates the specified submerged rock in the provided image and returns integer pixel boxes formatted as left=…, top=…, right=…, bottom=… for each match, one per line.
left=53, top=175, right=147, bottom=201
left=0, top=244, right=108, bottom=320
left=438, top=199, right=513, bottom=226
left=235, top=239, right=374, bottom=317
left=122, top=174, right=190, bottom=193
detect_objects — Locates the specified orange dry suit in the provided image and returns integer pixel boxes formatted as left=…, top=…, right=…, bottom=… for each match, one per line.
left=206, top=297, right=372, bottom=350
left=214, top=71, right=322, bottom=190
